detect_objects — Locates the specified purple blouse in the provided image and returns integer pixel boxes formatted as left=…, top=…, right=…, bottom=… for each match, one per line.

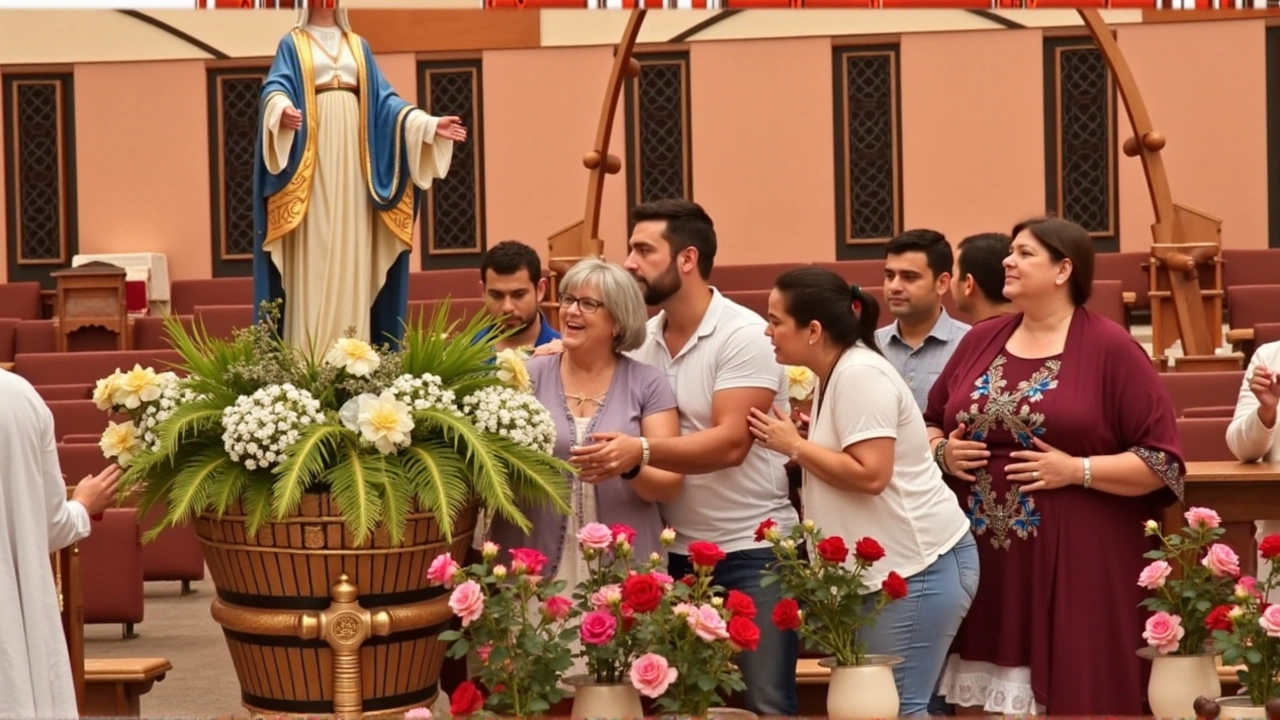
left=487, top=354, right=678, bottom=576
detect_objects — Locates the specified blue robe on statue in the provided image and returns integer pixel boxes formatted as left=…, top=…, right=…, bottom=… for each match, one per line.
left=251, top=29, right=429, bottom=351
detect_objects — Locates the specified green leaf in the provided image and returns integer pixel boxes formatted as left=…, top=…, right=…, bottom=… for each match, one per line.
left=398, top=439, right=470, bottom=540
left=325, top=443, right=386, bottom=545
left=1246, top=649, right=1264, bottom=665
left=271, top=424, right=353, bottom=519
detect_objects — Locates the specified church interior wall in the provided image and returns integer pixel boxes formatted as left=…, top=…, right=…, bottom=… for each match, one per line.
left=0, top=14, right=1273, bottom=285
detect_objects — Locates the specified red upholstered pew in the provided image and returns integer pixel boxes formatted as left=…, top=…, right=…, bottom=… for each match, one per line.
left=1159, top=371, right=1244, bottom=418
left=0, top=281, right=43, bottom=320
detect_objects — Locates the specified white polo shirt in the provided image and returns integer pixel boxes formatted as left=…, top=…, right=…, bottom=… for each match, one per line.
left=628, top=289, right=800, bottom=555
left=802, top=345, right=971, bottom=589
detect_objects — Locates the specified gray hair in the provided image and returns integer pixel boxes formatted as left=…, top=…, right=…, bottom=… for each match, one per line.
left=560, top=259, right=649, bottom=353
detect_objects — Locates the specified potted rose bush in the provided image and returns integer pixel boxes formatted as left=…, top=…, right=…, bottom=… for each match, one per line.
left=1202, top=533, right=1280, bottom=718
left=1138, top=507, right=1241, bottom=719
left=759, top=518, right=909, bottom=720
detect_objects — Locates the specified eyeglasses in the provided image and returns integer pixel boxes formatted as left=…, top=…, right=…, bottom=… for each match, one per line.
left=559, top=294, right=605, bottom=314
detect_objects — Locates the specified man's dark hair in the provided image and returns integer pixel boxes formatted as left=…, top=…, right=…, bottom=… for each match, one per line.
left=480, top=240, right=542, bottom=285
left=957, top=232, right=1012, bottom=304
left=630, top=198, right=717, bottom=280
left=885, top=229, right=953, bottom=280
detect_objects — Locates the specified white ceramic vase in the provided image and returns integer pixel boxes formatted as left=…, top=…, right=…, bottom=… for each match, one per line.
left=1214, top=696, right=1268, bottom=720
left=821, top=655, right=903, bottom=720
left=1139, top=648, right=1222, bottom=720
left=565, top=675, right=645, bottom=720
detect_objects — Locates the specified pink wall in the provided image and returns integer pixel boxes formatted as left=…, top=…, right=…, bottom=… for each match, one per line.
left=0, top=102, right=6, bottom=283
left=74, top=60, right=212, bottom=280
left=688, top=37, right=836, bottom=265
left=900, top=29, right=1047, bottom=243
left=1115, top=19, right=1269, bottom=251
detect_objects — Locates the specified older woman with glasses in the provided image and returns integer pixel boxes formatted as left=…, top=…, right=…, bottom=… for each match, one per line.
left=489, top=259, right=684, bottom=584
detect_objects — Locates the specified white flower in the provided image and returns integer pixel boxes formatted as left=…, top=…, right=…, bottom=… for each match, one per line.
left=784, top=365, right=816, bottom=402
left=356, top=391, right=414, bottom=455
left=93, top=372, right=122, bottom=412
left=221, top=384, right=326, bottom=472
left=135, top=377, right=206, bottom=453
left=494, top=347, right=532, bottom=393
left=460, top=385, right=556, bottom=455
left=100, top=420, right=143, bottom=467
left=324, top=338, right=380, bottom=377
left=112, top=364, right=166, bottom=410
left=386, top=373, right=460, bottom=416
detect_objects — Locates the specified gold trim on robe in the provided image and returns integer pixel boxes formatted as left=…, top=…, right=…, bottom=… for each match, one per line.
left=350, top=30, right=415, bottom=248
left=264, top=29, right=320, bottom=246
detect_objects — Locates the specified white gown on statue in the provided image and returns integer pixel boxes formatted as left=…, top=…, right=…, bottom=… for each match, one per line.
left=261, top=24, right=454, bottom=354
left=0, top=369, right=91, bottom=719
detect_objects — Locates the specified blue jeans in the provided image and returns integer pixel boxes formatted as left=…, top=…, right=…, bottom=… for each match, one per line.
left=859, top=533, right=979, bottom=717
left=669, top=547, right=799, bottom=716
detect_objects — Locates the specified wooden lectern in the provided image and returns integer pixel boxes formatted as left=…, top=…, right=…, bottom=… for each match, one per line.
left=50, top=262, right=133, bottom=352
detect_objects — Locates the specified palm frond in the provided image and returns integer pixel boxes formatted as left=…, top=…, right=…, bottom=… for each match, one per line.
left=397, top=439, right=471, bottom=539
left=413, top=408, right=518, bottom=524
left=142, top=448, right=228, bottom=541
left=152, top=397, right=228, bottom=462
left=241, top=475, right=277, bottom=537
left=206, top=462, right=250, bottom=518
left=488, top=435, right=573, bottom=517
left=162, top=313, right=252, bottom=392
left=270, top=424, right=354, bottom=519
left=399, top=299, right=508, bottom=385
left=370, top=456, right=411, bottom=547
left=326, top=443, right=386, bottom=545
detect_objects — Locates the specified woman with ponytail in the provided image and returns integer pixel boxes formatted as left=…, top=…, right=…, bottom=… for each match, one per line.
left=748, top=266, right=977, bottom=716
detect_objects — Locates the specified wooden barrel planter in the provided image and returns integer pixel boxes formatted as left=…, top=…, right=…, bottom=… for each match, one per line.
left=194, top=492, right=477, bottom=717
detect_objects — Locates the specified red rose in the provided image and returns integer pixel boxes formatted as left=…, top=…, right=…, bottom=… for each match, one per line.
left=509, top=548, right=547, bottom=575
left=679, top=574, right=697, bottom=587
left=1205, top=605, right=1234, bottom=632
left=688, top=541, right=726, bottom=569
left=450, top=680, right=485, bottom=716
left=1259, top=534, right=1280, bottom=560
left=610, top=523, right=638, bottom=546
left=725, top=589, right=757, bottom=619
left=728, top=616, right=761, bottom=652
left=855, top=537, right=886, bottom=563
left=755, top=519, right=778, bottom=543
left=881, top=572, right=908, bottom=600
left=622, top=573, right=665, bottom=613
left=816, top=537, right=849, bottom=564
left=772, top=597, right=802, bottom=631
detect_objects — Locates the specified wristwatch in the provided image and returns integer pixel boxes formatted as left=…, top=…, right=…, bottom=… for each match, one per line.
left=933, top=439, right=951, bottom=474
left=621, top=437, right=650, bottom=479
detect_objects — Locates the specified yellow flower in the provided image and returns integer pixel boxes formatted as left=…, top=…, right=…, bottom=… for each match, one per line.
left=325, top=338, right=381, bottom=377
left=784, top=365, right=816, bottom=402
left=99, top=420, right=142, bottom=467
left=495, top=348, right=532, bottom=393
left=93, top=371, right=122, bottom=411
left=357, top=391, right=414, bottom=455
left=112, top=364, right=164, bottom=410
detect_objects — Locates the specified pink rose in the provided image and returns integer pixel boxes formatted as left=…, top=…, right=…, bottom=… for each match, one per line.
left=581, top=609, right=618, bottom=645
left=651, top=572, right=675, bottom=588
left=629, top=652, right=678, bottom=698
left=426, top=554, right=461, bottom=588
left=448, top=580, right=485, bottom=627
left=687, top=603, right=730, bottom=642
left=610, top=523, right=637, bottom=546
left=1184, top=507, right=1221, bottom=529
left=1260, top=605, right=1280, bottom=637
left=476, top=643, right=493, bottom=664
left=509, top=548, right=548, bottom=576
left=405, top=707, right=433, bottom=719
left=543, top=595, right=573, bottom=621
left=591, top=583, right=622, bottom=609
left=1202, top=543, right=1241, bottom=578
left=1138, top=560, right=1172, bottom=590
left=1143, top=611, right=1186, bottom=655
left=578, top=522, right=614, bottom=550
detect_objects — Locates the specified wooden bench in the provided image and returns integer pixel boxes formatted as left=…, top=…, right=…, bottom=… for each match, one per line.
left=84, top=657, right=172, bottom=717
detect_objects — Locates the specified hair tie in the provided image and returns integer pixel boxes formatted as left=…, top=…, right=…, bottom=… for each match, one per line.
left=850, top=285, right=862, bottom=315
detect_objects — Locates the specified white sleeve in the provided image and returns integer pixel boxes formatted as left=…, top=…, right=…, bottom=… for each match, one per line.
left=712, top=324, right=784, bottom=395
left=830, top=363, right=902, bottom=448
left=40, top=406, right=90, bottom=551
left=1227, top=342, right=1280, bottom=462
left=262, top=91, right=296, bottom=175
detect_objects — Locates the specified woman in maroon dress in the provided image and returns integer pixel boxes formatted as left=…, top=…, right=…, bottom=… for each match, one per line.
left=924, top=217, right=1184, bottom=715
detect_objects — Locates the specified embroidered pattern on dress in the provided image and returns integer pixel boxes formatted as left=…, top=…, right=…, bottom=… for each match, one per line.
left=1130, top=445, right=1186, bottom=499
left=956, top=354, right=1060, bottom=550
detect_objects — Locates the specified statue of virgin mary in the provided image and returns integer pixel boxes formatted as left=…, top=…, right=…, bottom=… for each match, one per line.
left=251, top=1, right=466, bottom=355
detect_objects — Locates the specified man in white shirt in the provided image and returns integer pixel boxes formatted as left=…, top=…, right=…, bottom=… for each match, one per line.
left=1, top=369, right=121, bottom=718
left=1225, top=341, right=1280, bottom=601
left=573, top=199, right=801, bottom=715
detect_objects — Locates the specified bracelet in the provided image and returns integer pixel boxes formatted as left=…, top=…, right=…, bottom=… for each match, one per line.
left=1082, top=456, right=1092, bottom=490
left=788, top=442, right=802, bottom=463
left=933, top=439, right=951, bottom=474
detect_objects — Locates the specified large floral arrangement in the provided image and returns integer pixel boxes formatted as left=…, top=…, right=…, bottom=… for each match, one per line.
left=431, top=541, right=576, bottom=717
left=759, top=518, right=908, bottom=667
left=1138, top=507, right=1240, bottom=657
left=92, top=301, right=571, bottom=543
left=1208, top=533, right=1280, bottom=706
left=627, top=540, right=761, bottom=717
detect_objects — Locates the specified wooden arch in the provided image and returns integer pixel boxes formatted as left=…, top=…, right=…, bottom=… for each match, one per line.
left=1078, top=9, right=1236, bottom=371
left=543, top=8, right=647, bottom=330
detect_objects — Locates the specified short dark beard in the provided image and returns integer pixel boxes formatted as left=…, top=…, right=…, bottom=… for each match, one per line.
left=639, top=264, right=682, bottom=306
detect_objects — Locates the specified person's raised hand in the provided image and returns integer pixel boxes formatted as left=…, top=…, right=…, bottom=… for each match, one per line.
left=71, top=465, right=123, bottom=518
left=1249, top=364, right=1280, bottom=411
